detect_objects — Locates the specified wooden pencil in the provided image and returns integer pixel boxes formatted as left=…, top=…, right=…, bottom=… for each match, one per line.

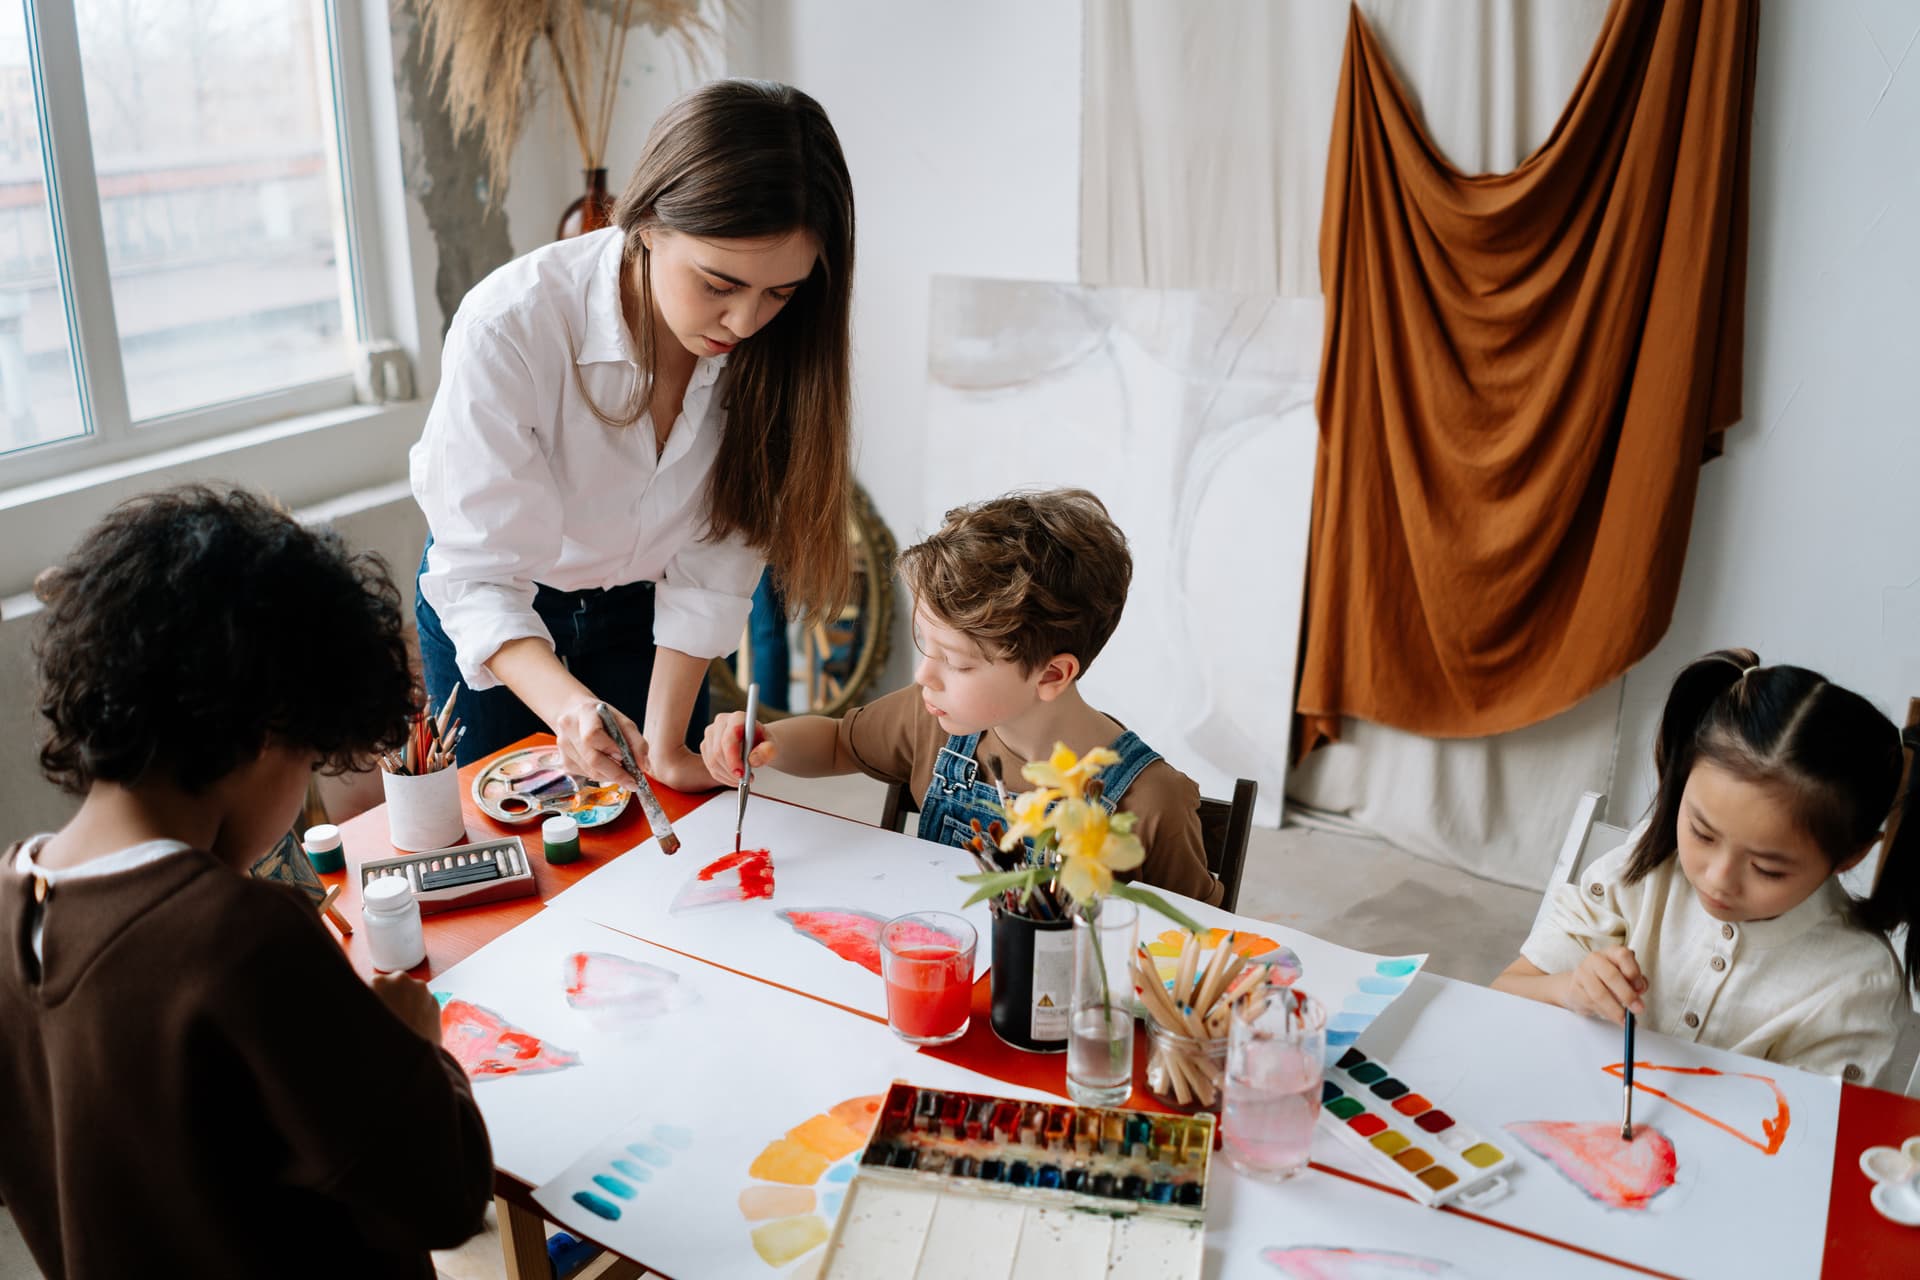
left=1174, top=932, right=1200, bottom=1007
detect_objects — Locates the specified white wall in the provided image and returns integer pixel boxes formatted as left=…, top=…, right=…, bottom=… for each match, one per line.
left=726, top=0, right=1083, bottom=689
left=499, top=26, right=718, bottom=262
left=1609, top=1, right=1920, bottom=823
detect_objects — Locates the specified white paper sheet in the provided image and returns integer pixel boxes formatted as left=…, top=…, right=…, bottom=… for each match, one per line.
left=1207, top=1162, right=1630, bottom=1279
left=544, top=795, right=1000, bottom=1018
left=1318, top=974, right=1839, bottom=1280
left=532, top=1021, right=1053, bottom=1279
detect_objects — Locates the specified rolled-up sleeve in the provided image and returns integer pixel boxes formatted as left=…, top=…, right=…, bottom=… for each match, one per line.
left=653, top=531, right=762, bottom=659
left=411, top=316, right=563, bottom=691
left=1520, top=844, right=1635, bottom=975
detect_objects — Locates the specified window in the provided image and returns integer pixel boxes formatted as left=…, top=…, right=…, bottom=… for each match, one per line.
left=4, top=0, right=384, bottom=483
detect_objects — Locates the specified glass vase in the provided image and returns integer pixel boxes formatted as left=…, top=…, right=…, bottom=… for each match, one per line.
left=1067, top=897, right=1138, bottom=1106
left=556, top=167, right=614, bottom=240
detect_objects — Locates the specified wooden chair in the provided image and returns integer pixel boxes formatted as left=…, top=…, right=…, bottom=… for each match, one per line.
left=878, top=777, right=1258, bottom=912
left=1532, top=790, right=1629, bottom=936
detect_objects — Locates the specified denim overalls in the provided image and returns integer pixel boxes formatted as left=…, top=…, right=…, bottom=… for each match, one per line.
left=916, top=730, right=1162, bottom=851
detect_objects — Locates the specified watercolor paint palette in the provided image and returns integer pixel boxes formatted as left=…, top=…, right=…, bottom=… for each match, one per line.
left=473, top=745, right=631, bottom=827
left=358, top=836, right=537, bottom=915
left=818, top=1081, right=1211, bottom=1278
left=1319, top=1047, right=1515, bottom=1209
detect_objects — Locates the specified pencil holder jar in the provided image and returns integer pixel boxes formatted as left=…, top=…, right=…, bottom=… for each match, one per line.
left=1144, top=1021, right=1230, bottom=1115
left=988, top=909, right=1072, bottom=1053
left=382, top=765, right=465, bottom=852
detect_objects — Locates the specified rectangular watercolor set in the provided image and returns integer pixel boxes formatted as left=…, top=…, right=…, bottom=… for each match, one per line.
left=1319, top=1046, right=1515, bottom=1208
left=357, top=836, right=536, bottom=915
left=819, top=1081, right=1211, bottom=1278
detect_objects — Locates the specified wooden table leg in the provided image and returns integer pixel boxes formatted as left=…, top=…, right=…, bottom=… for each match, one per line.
left=495, top=1193, right=552, bottom=1280
left=575, top=1253, right=648, bottom=1279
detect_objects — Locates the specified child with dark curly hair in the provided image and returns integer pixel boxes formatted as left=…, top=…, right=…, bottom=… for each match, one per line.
left=0, top=486, right=492, bottom=1278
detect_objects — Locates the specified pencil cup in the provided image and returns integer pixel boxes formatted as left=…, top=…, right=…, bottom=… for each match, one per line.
left=382, top=765, right=465, bottom=852
left=988, top=910, right=1072, bottom=1053
left=1145, top=1021, right=1230, bottom=1115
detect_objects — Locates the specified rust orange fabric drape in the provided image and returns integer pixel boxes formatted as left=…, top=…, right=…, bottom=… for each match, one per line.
left=1296, top=0, right=1760, bottom=750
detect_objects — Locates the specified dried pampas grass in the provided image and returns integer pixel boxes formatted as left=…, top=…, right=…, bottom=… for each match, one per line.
left=413, top=0, right=716, bottom=201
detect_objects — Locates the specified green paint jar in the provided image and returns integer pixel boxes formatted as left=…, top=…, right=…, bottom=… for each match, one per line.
left=543, top=815, right=581, bottom=865
left=302, top=823, right=345, bottom=874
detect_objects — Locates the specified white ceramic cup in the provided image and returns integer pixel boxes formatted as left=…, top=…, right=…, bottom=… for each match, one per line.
left=382, top=766, right=466, bottom=852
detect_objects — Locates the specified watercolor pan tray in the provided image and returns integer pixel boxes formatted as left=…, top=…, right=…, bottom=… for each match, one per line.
left=472, top=745, right=630, bottom=828
left=358, top=836, right=536, bottom=916
left=1319, top=1046, right=1515, bottom=1209
left=819, top=1081, right=1210, bottom=1279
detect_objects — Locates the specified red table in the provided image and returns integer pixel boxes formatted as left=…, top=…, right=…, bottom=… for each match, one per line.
left=326, top=735, right=1920, bottom=1279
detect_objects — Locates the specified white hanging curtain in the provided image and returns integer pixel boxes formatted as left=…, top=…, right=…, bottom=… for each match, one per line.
left=1081, top=0, right=1623, bottom=887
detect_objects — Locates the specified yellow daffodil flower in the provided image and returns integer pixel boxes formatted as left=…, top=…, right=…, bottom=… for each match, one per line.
left=1051, top=797, right=1145, bottom=904
left=1021, top=742, right=1122, bottom=800
left=997, top=786, right=1059, bottom=852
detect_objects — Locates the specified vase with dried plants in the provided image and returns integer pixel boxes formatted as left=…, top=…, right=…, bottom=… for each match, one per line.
left=413, top=0, right=712, bottom=238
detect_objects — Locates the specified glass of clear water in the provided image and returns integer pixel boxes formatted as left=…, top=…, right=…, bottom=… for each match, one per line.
left=1067, top=898, right=1138, bottom=1107
left=1222, top=990, right=1327, bottom=1181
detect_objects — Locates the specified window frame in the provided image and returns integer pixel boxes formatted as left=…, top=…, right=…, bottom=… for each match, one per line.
left=0, top=0, right=425, bottom=599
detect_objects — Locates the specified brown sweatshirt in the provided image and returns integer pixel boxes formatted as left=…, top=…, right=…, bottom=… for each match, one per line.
left=0, top=840, right=493, bottom=1278
left=837, top=685, right=1226, bottom=907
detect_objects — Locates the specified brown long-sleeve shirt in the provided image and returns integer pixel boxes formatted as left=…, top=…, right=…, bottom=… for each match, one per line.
left=837, top=685, right=1225, bottom=907
left=0, top=838, right=493, bottom=1278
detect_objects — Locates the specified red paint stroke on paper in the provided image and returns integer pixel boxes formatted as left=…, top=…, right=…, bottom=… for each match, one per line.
left=671, top=849, right=775, bottom=911
left=440, top=998, right=580, bottom=1079
left=775, top=908, right=956, bottom=976
left=564, top=951, right=688, bottom=1025
left=1505, top=1121, right=1678, bottom=1210
left=1601, top=1060, right=1791, bottom=1155
left=1261, top=1246, right=1459, bottom=1277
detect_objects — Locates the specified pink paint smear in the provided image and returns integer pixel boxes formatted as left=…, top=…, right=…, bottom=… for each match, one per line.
left=777, top=908, right=956, bottom=976
left=1262, top=1246, right=1459, bottom=1277
left=440, top=998, right=580, bottom=1080
left=1506, top=1121, right=1678, bottom=1210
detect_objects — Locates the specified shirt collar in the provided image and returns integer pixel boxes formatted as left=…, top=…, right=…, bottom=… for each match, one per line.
left=574, top=231, right=733, bottom=388
left=576, top=231, right=638, bottom=367
left=1735, top=874, right=1851, bottom=950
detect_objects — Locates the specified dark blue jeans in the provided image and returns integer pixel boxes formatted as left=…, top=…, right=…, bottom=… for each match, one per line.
left=415, top=543, right=709, bottom=767
left=747, top=568, right=791, bottom=712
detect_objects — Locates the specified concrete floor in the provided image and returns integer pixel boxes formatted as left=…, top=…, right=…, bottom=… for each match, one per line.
left=0, top=773, right=1542, bottom=1280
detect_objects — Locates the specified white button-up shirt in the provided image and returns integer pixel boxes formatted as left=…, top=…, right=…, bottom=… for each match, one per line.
left=410, top=227, right=762, bottom=691
left=1522, top=822, right=1906, bottom=1083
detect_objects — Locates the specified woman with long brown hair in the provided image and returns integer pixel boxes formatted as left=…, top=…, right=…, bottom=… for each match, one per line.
left=410, top=79, right=853, bottom=788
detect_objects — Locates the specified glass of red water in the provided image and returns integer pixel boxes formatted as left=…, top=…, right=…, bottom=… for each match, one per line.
left=879, top=911, right=977, bottom=1045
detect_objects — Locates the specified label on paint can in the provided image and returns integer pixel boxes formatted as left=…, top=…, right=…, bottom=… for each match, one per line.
left=1030, top=927, right=1072, bottom=1040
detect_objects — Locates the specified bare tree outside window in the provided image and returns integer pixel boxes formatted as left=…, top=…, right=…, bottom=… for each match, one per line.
left=0, top=0, right=355, bottom=447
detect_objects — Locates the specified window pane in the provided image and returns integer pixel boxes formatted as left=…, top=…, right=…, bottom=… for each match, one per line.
left=0, top=16, right=86, bottom=456
left=74, top=0, right=352, bottom=423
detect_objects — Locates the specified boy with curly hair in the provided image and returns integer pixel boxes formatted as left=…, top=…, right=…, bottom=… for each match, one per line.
left=0, top=485, right=492, bottom=1278
left=700, top=488, right=1223, bottom=905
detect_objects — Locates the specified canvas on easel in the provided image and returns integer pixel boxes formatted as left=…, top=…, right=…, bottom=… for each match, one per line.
left=250, top=828, right=352, bottom=937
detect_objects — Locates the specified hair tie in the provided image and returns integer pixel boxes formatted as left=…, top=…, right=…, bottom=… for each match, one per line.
left=1741, top=665, right=1761, bottom=679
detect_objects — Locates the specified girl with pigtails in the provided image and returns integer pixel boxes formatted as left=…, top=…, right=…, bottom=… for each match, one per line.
left=1496, top=649, right=1919, bottom=1085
